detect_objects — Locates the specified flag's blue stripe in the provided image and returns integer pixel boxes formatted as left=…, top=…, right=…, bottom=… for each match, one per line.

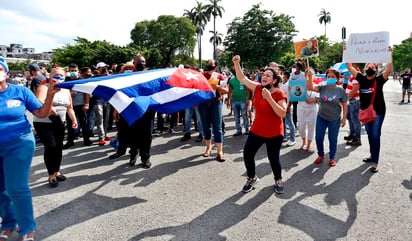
left=148, top=90, right=215, bottom=114
left=119, top=75, right=172, bottom=97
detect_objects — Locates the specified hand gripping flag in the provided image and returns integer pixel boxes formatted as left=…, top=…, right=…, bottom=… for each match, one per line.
left=57, top=68, right=215, bottom=125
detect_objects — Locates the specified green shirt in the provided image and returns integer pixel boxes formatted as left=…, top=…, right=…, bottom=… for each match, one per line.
left=228, top=76, right=247, bottom=101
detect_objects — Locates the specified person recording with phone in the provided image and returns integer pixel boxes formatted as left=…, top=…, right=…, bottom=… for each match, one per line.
left=32, top=67, right=78, bottom=188
left=0, top=57, right=60, bottom=241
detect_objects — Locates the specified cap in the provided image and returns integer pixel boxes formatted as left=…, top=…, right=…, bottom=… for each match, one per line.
left=96, top=62, right=107, bottom=68
left=0, top=56, right=9, bottom=72
left=38, top=62, right=47, bottom=68
left=28, top=64, right=40, bottom=71
left=120, top=62, right=135, bottom=73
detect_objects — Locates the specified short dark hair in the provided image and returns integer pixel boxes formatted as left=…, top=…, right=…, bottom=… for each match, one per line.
left=68, top=63, right=78, bottom=69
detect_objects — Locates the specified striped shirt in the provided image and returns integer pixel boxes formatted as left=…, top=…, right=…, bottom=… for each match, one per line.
left=346, top=76, right=360, bottom=100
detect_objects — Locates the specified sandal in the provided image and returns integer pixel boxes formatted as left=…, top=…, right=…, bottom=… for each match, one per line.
left=202, top=149, right=212, bottom=157
left=0, top=229, right=13, bottom=240
left=216, top=153, right=226, bottom=162
left=306, top=147, right=314, bottom=153
left=21, top=231, right=35, bottom=241
left=370, top=164, right=379, bottom=173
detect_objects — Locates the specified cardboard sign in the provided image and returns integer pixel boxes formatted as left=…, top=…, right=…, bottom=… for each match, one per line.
left=342, top=31, right=392, bottom=63
left=294, top=39, right=319, bottom=59
left=289, top=79, right=307, bottom=102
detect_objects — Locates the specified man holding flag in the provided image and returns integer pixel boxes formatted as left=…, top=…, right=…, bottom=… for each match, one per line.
left=109, top=54, right=154, bottom=168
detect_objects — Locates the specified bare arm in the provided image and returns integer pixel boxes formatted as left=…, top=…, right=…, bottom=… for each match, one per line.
left=66, top=93, right=78, bottom=129
left=382, top=62, right=393, bottom=80
left=262, top=88, right=287, bottom=118
left=382, top=46, right=393, bottom=80
left=341, top=101, right=347, bottom=127
left=32, top=83, right=60, bottom=118
left=305, top=70, right=319, bottom=92
left=346, top=63, right=360, bottom=78
left=232, top=55, right=259, bottom=92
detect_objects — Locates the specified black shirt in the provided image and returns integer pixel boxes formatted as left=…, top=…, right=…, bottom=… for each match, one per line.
left=356, top=73, right=387, bottom=115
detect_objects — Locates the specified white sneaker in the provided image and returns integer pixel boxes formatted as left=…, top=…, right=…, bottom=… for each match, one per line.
left=287, top=141, right=296, bottom=146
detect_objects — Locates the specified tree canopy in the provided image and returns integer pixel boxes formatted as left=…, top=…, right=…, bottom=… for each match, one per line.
left=130, top=15, right=196, bottom=67
left=223, top=4, right=297, bottom=70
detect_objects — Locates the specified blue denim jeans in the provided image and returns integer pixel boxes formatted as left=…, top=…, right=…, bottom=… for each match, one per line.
left=184, top=107, right=203, bottom=134
left=348, top=99, right=361, bottom=139
left=283, top=113, right=295, bottom=142
left=232, top=100, right=249, bottom=133
left=198, top=100, right=223, bottom=143
left=364, top=114, right=385, bottom=164
left=0, top=132, right=36, bottom=235
left=315, top=115, right=341, bottom=160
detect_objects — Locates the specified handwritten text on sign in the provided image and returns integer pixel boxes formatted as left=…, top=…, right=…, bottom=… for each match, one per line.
left=342, top=31, right=391, bottom=63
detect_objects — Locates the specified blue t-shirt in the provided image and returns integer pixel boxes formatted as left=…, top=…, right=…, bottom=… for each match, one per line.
left=0, top=84, right=42, bottom=143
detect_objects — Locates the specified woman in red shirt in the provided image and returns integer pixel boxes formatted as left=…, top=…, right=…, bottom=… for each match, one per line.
left=232, top=55, right=287, bottom=194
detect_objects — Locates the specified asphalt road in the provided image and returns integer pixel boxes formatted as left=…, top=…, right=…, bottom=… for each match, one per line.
left=6, top=77, right=412, bottom=240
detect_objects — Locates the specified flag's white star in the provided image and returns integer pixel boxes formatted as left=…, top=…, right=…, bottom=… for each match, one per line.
left=182, top=71, right=200, bottom=82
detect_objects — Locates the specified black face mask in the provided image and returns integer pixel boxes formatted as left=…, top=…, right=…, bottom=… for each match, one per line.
left=366, top=68, right=376, bottom=77
left=262, top=83, right=272, bottom=89
left=136, top=63, right=145, bottom=71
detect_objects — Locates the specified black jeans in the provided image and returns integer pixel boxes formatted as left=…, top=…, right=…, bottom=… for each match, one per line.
left=66, top=105, right=90, bottom=143
left=33, top=121, right=65, bottom=175
left=117, top=111, right=154, bottom=161
left=243, top=132, right=283, bottom=181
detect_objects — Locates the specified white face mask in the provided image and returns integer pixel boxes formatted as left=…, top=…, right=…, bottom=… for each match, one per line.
left=0, top=71, right=6, bottom=82
left=291, top=68, right=297, bottom=73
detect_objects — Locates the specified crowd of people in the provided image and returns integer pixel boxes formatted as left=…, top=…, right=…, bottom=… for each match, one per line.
left=0, top=48, right=396, bottom=240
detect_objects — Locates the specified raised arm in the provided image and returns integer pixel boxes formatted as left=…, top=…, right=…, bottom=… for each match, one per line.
left=346, top=63, right=360, bottom=78
left=382, top=46, right=393, bottom=80
left=232, top=55, right=259, bottom=92
left=305, top=69, right=319, bottom=92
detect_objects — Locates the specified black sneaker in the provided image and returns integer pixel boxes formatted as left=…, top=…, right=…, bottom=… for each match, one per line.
left=129, top=156, right=137, bottom=166
left=274, top=182, right=284, bottom=194
left=63, top=142, right=74, bottom=149
left=344, top=134, right=355, bottom=141
left=180, top=132, right=191, bottom=142
left=347, top=138, right=361, bottom=146
left=195, top=133, right=203, bottom=142
left=233, top=132, right=242, bottom=136
left=242, top=176, right=259, bottom=193
left=142, top=159, right=152, bottom=169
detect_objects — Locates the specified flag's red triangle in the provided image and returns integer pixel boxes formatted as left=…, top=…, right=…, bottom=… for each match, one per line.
left=166, top=69, right=213, bottom=91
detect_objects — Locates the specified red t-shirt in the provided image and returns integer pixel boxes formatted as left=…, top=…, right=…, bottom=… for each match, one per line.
left=250, top=85, right=286, bottom=138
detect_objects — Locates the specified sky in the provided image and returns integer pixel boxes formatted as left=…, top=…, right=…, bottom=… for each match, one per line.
left=1, top=0, right=410, bottom=61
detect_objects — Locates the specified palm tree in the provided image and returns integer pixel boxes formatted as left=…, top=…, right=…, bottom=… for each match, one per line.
left=203, top=0, right=225, bottom=60
left=209, top=30, right=223, bottom=58
left=318, top=8, right=331, bottom=37
left=184, top=1, right=208, bottom=68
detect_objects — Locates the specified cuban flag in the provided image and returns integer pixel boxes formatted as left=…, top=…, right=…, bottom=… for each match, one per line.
left=57, top=68, right=215, bottom=125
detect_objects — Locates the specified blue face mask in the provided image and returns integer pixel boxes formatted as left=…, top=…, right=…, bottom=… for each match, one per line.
left=326, top=78, right=337, bottom=86
left=70, top=72, right=78, bottom=77
left=52, top=75, right=65, bottom=83
left=124, top=70, right=132, bottom=73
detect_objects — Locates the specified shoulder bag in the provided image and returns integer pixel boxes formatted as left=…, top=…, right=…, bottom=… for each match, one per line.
left=358, top=80, right=377, bottom=123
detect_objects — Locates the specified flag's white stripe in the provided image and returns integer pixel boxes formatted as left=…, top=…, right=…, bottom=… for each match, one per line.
left=71, top=83, right=98, bottom=94
left=72, top=68, right=176, bottom=91
left=108, top=91, right=135, bottom=113
left=151, top=87, right=198, bottom=104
